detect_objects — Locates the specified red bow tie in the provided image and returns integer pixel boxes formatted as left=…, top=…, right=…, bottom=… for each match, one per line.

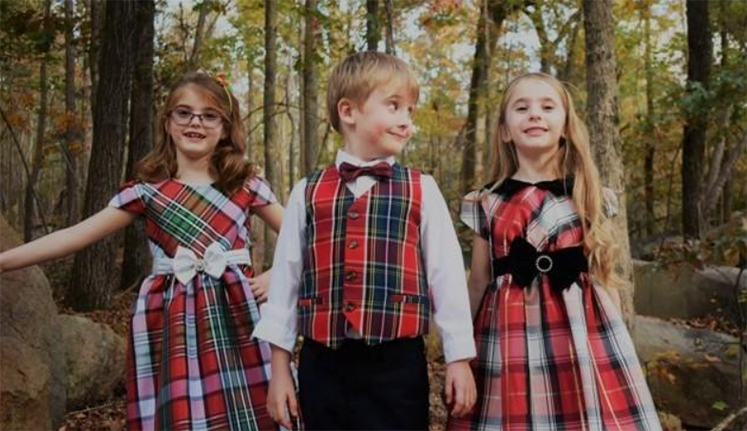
left=338, top=161, right=393, bottom=183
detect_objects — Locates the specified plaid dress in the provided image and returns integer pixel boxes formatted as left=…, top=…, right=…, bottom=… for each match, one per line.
left=109, top=177, right=278, bottom=431
left=448, top=178, right=661, bottom=431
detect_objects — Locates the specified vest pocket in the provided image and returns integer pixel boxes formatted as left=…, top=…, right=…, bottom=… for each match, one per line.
left=388, top=293, right=429, bottom=304
left=298, top=296, right=323, bottom=307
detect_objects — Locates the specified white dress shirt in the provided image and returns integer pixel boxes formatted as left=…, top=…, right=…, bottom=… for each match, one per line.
left=253, top=150, right=476, bottom=363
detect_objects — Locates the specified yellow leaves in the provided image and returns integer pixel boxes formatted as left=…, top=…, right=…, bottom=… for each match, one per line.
left=18, top=91, right=36, bottom=109
left=5, top=111, right=30, bottom=132
left=53, top=112, right=80, bottom=131
left=723, top=247, right=742, bottom=267
left=644, top=350, right=680, bottom=383
left=725, top=345, right=739, bottom=360
left=430, top=0, right=463, bottom=12
left=646, top=360, right=678, bottom=384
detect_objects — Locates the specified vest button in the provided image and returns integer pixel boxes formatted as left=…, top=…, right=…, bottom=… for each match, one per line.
left=349, top=211, right=359, bottom=220
left=348, top=240, right=358, bottom=249
left=345, top=271, right=357, bottom=281
left=345, top=303, right=355, bottom=312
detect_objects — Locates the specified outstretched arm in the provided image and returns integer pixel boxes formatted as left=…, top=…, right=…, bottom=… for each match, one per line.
left=0, top=207, right=136, bottom=273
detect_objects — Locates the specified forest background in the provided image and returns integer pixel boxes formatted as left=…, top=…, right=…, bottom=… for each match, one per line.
left=0, top=0, right=746, bottom=430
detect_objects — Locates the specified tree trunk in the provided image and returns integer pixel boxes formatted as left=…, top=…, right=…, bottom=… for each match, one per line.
left=384, top=0, right=395, bottom=55
left=301, top=0, right=320, bottom=176
left=702, top=14, right=737, bottom=225
left=67, top=0, right=136, bottom=311
left=461, top=0, right=520, bottom=193
left=527, top=3, right=581, bottom=78
left=187, top=0, right=211, bottom=72
left=246, top=65, right=260, bottom=266
left=721, top=178, right=732, bottom=223
left=642, top=2, right=655, bottom=237
left=559, top=17, right=581, bottom=83
left=263, top=0, right=279, bottom=266
left=121, top=0, right=155, bottom=291
left=366, top=0, right=380, bottom=51
left=482, top=0, right=495, bottom=183
left=24, top=0, right=52, bottom=242
left=583, top=0, right=635, bottom=320
left=681, top=0, right=711, bottom=239
left=63, top=0, right=80, bottom=226
left=704, top=129, right=747, bottom=221
left=462, top=1, right=489, bottom=194
left=286, top=65, right=297, bottom=187
left=719, top=11, right=733, bottom=223
left=246, top=67, right=255, bottom=162
left=526, top=2, right=551, bottom=73
left=88, top=0, right=104, bottom=115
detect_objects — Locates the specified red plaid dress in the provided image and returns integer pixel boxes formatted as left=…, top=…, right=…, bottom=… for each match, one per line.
left=448, top=178, right=661, bottom=431
left=109, top=177, right=278, bottom=431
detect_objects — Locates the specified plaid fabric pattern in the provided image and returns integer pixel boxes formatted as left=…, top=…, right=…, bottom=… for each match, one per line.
left=448, top=180, right=661, bottom=431
left=298, top=164, right=430, bottom=349
left=109, top=177, right=278, bottom=431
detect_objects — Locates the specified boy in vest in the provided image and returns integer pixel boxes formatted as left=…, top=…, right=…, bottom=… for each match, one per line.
left=253, top=51, right=476, bottom=430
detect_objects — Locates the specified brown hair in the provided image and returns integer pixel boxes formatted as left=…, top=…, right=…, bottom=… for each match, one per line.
left=135, top=72, right=252, bottom=194
left=327, top=51, right=419, bottom=133
left=489, top=72, right=623, bottom=290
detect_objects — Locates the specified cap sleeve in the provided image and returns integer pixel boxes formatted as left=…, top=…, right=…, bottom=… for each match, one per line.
left=460, top=190, right=490, bottom=240
left=245, top=176, right=278, bottom=213
left=108, top=180, right=146, bottom=216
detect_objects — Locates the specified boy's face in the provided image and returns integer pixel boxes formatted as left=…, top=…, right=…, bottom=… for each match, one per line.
left=342, top=81, right=417, bottom=160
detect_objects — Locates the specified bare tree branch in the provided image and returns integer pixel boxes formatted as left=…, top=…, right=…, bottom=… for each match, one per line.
left=0, top=107, right=49, bottom=234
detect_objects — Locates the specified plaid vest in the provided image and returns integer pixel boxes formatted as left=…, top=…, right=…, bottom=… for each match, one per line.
left=298, top=163, right=430, bottom=348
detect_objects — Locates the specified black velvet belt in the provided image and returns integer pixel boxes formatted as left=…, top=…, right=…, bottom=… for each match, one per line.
left=493, top=237, right=588, bottom=292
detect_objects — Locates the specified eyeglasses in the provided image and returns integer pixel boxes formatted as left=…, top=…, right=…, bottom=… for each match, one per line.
left=169, top=108, right=224, bottom=129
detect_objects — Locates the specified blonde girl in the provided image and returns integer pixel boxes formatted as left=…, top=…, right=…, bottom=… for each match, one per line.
left=448, top=73, right=661, bottom=431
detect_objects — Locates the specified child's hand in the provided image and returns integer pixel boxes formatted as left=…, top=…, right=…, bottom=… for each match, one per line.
left=444, top=359, right=476, bottom=418
left=267, top=366, right=298, bottom=429
left=248, top=270, right=271, bottom=303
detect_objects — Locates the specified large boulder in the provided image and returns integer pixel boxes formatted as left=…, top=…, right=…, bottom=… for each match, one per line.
left=633, top=260, right=743, bottom=323
left=0, top=217, right=66, bottom=431
left=632, top=315, right=740, bottom=429
left=59, top=314, right=126, bottom=409
left=0, top=216, right=126, bottom=430
left=0, top=216, right=67, bottom=430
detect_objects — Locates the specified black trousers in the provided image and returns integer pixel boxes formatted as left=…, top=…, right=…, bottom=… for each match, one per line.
left=298, top=337, right=430, bottom=430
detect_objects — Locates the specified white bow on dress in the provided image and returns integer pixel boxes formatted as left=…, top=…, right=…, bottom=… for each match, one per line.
left=173, top=243, right=230, bottom=284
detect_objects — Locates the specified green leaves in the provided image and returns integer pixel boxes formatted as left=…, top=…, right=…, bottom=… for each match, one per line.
left=712, top=400, right=729, bottom=411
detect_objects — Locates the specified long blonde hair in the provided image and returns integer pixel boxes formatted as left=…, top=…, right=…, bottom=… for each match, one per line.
left=136, top=72, right=253, bottom=195
left=490, top=72, right=622, bottom=289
